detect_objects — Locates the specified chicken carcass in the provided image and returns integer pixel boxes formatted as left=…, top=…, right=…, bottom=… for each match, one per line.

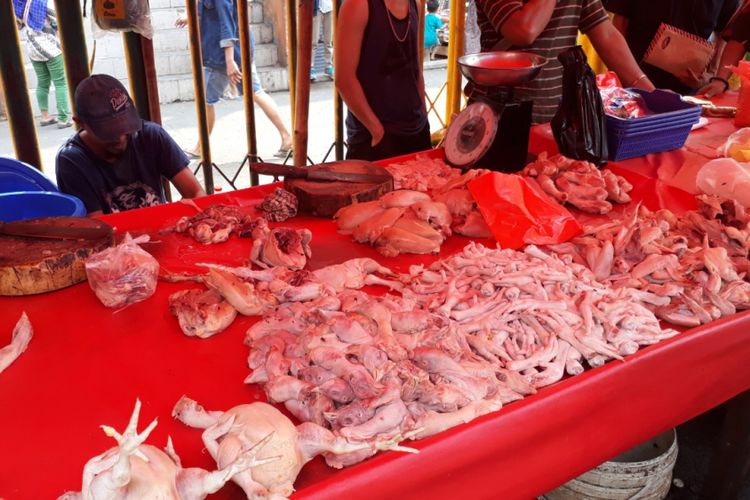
left=173, top=397, right=416, bottom=499
left=0, top=312, right=32, bottom=374
left=169, top=289, right=237, bottom=338
left=60, top=400, right=276, bottom=500
left=250, top=219, right=313, bottom=270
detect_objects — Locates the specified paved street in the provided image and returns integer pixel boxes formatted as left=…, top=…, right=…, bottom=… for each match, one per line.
left=0, top=64, right=452, bottom=192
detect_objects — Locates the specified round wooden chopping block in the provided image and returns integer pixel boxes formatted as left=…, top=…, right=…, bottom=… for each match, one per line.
left=285, top=179, right=393, bottom=218
left=0, top=217, right=114, bottom=296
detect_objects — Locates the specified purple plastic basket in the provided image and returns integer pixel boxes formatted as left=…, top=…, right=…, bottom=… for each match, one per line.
left=606, top=89, right=701, bottom=161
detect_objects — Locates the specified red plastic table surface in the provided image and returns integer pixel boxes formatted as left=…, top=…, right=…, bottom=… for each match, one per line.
left=1, top=148, right=748, bottom=499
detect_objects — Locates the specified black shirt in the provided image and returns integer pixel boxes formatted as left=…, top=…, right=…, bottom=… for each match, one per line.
left=604, top=0, right=740, bottom=93
left=55, top=121, right=189, bottom=214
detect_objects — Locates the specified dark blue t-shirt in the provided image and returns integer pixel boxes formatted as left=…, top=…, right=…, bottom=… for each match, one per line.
left=199, top=0, right=239, bottom=70
left=55, top=120, right=189, bottom=214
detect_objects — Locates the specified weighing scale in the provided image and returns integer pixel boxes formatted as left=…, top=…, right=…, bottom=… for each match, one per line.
left=445, top=51, right=547, bottom=172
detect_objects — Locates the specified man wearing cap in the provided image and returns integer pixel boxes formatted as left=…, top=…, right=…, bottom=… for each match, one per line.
left=55, top=74, right=205, bottom=216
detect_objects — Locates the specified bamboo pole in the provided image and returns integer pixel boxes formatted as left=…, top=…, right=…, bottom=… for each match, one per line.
left=185, top=0, right=214, bottom=194
left=237, top=0, right=260, bottom=185
left=0, top=1, right=41, bottom=169
left=333, top=0, right=344, bottom=160
left=293, top=0, right=314, bottom=167
left=53, top=0, right=90, bottom=108
left=286, top=0, right=297, bottom=130
left=444, top=0, right=465, bottom=125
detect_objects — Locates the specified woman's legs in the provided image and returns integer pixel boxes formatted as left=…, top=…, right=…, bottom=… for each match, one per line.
left=32, top=60, right=52, bottom=123
left=47, top=55, right=70, bottom=122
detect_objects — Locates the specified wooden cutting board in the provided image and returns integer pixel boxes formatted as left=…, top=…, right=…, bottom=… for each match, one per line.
left=0, top=217, right=114, bottom=296
left=284, top=162, right=393, bottom=218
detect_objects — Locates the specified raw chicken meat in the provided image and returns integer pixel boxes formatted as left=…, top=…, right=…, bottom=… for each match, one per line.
left=249, top=218, right=312, bottom=270
left=0, top=312, right=32, bottom=374
left=173, top=204, right=255, bottom=245
left=522, top=153, right=632, bottom=213
left=85, top=234, right=159, bottom=309
left=169, top=289, right=237, bottom=338
left=173, top=397, right=416, bottom=499
left=60, top=399, right=277, bottom=500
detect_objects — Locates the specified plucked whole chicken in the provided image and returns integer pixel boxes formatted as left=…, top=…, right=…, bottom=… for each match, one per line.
left=60, top=400, right=277, bottom=500
left=173, top=396, right=416, bottom=500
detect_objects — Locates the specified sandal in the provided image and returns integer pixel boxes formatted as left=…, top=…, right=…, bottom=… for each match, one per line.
left=273, top=147, right=293, bottom=158
left=182, top=149, right=200, bottom=160
left=40, top=118, right=57, bottom=127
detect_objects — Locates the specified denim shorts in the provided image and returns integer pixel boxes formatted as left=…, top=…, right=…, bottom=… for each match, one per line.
left=203, top=64, right=263, bottom=104
left=204, top=66, right=229, bottom=105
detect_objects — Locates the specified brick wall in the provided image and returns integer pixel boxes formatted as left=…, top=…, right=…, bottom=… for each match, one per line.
left=21, top=0, right=288, bottom=114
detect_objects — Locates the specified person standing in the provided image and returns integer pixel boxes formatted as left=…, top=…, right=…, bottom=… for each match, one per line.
left=13, top=0, right=71, bottom=128
left=605, top=0, right=740, bottom=94
left=470, top=0, right=654, bottom=124
left=311, top=0, right=335, bottom=81
left=336, top=0, right=431, bottom=161
left=699, top=0, right=750, bottom=97
left=56, top=75, right=205, bottom=215
left=176, top=1, right=292, bottom=159
left=424, top=0, right=444, bottom=59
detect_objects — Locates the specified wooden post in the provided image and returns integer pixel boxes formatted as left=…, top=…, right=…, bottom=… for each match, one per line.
left=444, top=0, right=465, bottom=125
left=293, top=0, right=313, bottom=167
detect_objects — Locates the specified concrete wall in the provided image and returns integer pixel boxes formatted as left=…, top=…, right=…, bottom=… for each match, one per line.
left=22, top=0, right=288, bottom=115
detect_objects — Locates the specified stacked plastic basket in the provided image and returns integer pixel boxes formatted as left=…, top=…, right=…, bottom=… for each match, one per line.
left=606, top=89, right=702, bottom=161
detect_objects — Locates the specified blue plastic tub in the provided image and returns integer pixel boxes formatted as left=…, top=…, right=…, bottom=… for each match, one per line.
left=0, top=191, right=86, bottom=222
left=606, top=89, right=701, bottom=161
left=0, top=156, right=58, bottom=193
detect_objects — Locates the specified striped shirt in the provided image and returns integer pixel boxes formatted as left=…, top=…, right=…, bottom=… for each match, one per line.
left=469, top=0, right=609, bottom=123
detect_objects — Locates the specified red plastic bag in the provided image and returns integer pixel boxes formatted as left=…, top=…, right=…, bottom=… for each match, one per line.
left=468, top=172, right=582, bottom=250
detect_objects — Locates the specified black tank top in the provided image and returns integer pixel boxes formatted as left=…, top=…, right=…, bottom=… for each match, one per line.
left=345, top=0, right=428, bottom=143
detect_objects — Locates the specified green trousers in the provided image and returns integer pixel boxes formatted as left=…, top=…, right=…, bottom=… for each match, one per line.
left=32, top=54, right=70, bottom=121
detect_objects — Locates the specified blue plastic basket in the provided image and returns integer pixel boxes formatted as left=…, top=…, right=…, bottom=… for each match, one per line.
left=0, top=191, right=86, bottom=222
left=606, top=89, right=701, bottom=161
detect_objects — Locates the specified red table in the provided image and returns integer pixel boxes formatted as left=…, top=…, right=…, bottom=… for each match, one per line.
left=1, top=107, right=748, bottom=499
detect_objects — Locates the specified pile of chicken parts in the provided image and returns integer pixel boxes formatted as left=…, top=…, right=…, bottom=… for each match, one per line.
left=246, top=242, right=678, bottom=448
left=541, top=194, right=750, bottom=326
left=383, top=154, right=463, bottom=191
left=522, top=152, right=633, bottom=214
left=334, top=170, right=492, bottom=257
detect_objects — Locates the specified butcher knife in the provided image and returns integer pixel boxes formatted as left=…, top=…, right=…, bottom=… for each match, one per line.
left=0, top=220, right=111, bottom=240
left=251, top=160, right=393, bottom=184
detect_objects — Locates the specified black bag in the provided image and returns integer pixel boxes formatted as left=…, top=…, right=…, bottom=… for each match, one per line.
left=551, top=46, right=608, bottom=166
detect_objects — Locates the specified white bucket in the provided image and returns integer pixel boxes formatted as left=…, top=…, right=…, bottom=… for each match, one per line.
left=542, top=429, right=678, bottom=500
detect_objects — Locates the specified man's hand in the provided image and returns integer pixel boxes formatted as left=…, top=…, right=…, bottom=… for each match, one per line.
left=698, top=78, right=728, bottom=98
left=370, top=122, right=385, bottom=147
left=674, top=68, right=709, bottom=90
left=174, top=14, right=187, bottom=28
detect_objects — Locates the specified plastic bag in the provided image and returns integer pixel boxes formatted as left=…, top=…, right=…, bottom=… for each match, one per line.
left=85, top=233, right=159, bottom=308
left=696, top=157, right=750, bottom=207
left=467, top=172, right=582, bottom=250
left=718, top=127, right=750, bottom=161
left=91, top=0, right=153, bottom=39
left=551, top=46, right=608, bottom=166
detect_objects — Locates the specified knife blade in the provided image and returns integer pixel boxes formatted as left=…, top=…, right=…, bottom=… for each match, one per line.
left=0, top=221, right=110, bottom=240
left=251, top=160, right=393, bottom=184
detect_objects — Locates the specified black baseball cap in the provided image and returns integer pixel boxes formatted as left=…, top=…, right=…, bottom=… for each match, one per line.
left=74, top=74, right=142, bottom=141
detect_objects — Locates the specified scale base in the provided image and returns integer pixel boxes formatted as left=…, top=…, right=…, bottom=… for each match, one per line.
left=473, top=99, right=533, bottom=172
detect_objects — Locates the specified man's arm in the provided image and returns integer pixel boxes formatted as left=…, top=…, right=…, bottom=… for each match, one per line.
left=479, top=0, right=557, bottom=46
left=610, top=13, right=627, bottom=36
left=171, top=168, right=206, bottom=199
left=587, top=20, right=655, bottom=90
left=334, top=0, right=384, bottom=146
